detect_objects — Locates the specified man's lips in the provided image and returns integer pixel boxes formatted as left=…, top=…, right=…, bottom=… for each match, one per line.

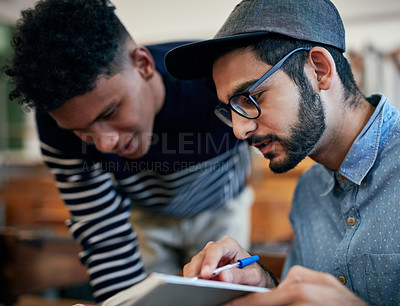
left=253, top=140, right=274, bottom=156
left=115, top=136, right=135, bottom=155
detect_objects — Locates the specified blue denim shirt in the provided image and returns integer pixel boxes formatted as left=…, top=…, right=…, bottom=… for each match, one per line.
left=283, top=95, right=400, bottom=305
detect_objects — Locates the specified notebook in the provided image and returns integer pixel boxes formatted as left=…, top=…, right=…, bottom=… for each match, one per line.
left=102, top=272, right=270, bottom=306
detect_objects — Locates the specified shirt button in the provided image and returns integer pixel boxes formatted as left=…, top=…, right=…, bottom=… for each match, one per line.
left=336, top=187, right=342, bottom=193
left=339, top=175, right=347, bottom=181
left=347, top=217, right=356, bottom=226
left=362, top=182, right=367, bottom=188
left=338, top=275, right=346, bottom=284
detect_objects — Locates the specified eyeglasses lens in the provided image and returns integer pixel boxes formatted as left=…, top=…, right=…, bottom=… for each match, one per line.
left=214, top=107, right=233, bottom=127
left=231, top=95, right=259, bottom=118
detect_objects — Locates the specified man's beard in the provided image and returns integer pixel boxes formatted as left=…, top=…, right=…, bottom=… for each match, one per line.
left=248, top=78, right=326, bottom=173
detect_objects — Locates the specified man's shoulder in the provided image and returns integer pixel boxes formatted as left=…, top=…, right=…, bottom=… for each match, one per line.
left=146, top=41, right=195, bottom=61
left=146, top=41, right=195, bottom=52
left=146, top=41, right=200, bottom=81
left=296, top=162, right=328, bottom=188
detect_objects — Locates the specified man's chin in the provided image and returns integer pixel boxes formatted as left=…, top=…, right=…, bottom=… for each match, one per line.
left=267, top=153, right=303, bottom=174
left=122, top=151, right=145, bottom=160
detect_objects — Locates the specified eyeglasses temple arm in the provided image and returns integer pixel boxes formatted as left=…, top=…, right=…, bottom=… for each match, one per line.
left=248, top=47, right=312, bottom=92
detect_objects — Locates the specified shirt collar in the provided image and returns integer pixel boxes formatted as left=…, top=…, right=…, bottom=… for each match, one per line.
left=338, top=94, right=389, bottom=185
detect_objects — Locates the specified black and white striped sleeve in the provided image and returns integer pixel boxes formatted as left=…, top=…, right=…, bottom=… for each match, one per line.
left=40, top=141, right=146, bottom=303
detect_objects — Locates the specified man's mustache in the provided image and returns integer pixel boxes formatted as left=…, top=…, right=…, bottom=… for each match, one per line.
left=247, top=134, right=280, bottom=146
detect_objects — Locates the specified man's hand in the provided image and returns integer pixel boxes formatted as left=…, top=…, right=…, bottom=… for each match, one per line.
left=183, top=236, right=275, bottom=288
left=225, top=265, right=368, bottom=306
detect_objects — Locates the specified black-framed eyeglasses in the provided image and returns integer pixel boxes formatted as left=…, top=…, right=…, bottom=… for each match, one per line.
left=214, top=47, right=312, bottom=127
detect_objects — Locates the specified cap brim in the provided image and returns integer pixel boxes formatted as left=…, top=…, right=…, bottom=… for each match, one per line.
left=165, top=32, right=270, bottom=80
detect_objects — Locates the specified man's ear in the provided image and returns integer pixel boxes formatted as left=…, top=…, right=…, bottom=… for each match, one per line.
left=130, top=47, right=155, bottom=80
left=307, top=47, right=335, bottom=90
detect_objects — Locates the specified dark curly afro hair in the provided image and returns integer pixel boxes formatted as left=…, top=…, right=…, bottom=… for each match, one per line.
left=4, top=0, right=129, bottom=112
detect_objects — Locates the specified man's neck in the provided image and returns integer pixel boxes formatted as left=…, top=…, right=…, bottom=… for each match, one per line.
left=310, top=97, right=375, bottom=171
left=151, top=70, right=166, bottom=115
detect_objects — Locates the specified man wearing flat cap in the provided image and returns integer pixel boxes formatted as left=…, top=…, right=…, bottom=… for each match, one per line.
left=166, top=0, right=400, bottom=304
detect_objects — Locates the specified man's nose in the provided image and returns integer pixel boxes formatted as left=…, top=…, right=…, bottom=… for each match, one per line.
left=78, top=127, right=119, bottom=153
left=231, top=112, right=257, bottom=140
left=95, top=131, right=120, bottom=152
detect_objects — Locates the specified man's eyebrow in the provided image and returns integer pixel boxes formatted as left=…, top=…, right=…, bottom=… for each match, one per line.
left=90, top=101, right=118, bottom=125
left=57, top=101, right=118, bottom=131
left=226, top=79, right=258, bottom=101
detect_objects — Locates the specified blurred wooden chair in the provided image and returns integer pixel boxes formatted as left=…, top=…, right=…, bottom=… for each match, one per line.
left=249, top=153, right=313, bottom=280
left=0, top=227, right=89, bottom=305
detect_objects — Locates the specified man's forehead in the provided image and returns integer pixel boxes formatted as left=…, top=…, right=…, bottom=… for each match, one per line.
left=212, top=49, right=269, bottom=101
left=48, top=96, right=95, bottom=131
left=48, top=81, right=118, bottom=131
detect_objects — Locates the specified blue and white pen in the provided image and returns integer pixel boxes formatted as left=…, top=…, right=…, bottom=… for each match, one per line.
left=212, top=255, right=260, bottom=276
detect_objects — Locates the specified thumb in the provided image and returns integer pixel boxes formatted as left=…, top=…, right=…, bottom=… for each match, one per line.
left=219, top=265, right=265, bottom=287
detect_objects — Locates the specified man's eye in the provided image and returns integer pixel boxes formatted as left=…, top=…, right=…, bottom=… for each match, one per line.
left=251, top=92, right=263, bottom=101
left=244, top=98, right=253, bottom=105
left=102, top=107, right=118, bottom=119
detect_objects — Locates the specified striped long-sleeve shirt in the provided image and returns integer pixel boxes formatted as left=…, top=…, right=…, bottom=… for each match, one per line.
left=35, top=42, right=251, bottom=303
